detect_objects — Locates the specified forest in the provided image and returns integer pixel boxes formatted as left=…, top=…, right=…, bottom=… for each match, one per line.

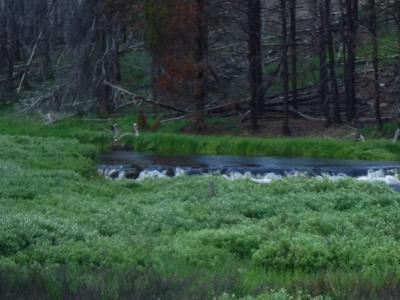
left=2, top=0, right=400, bottom=299
left=1, top=0, right=400, bottom=134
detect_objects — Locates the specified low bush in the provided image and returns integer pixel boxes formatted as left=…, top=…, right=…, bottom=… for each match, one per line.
left=1, top=132, right=400, bottom=298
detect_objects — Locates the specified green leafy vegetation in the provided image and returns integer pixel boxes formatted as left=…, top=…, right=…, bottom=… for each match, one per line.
left=0, top=112, right=112, bottom=149
left=1, top=111, right=400, bottom=161
left=1, top=131, right=400, bottom=298
left=0, top=135, right=97, bottom=176
left=129, top=132, right=400, bottom=161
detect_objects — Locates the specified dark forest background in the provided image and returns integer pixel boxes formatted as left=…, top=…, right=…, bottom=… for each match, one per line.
left=1, top=0, right=400, bottom=134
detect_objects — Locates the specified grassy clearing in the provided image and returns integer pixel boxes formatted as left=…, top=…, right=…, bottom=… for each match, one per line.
left=1, top=133, right=400, bottom=298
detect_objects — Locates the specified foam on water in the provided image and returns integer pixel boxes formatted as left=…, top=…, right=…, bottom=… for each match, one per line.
left=97, top=165, right=400, bottom=188
left=356, top=169, right=400, bottom=185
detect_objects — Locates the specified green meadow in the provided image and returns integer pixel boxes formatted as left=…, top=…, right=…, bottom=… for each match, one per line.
left=1, top=118, right=400, bottom=298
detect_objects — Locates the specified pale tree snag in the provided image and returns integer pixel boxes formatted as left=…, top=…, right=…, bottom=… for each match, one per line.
left=17, top=30, right=45, bottom=95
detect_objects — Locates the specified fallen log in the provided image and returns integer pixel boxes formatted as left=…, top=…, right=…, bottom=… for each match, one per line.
left=104, top=81, right=189, bottom=114
left=289, top=108, right=325, bottom=121
left=206, top=99, right=249, bottom=114
left=161, top=100, right=249, bottom=123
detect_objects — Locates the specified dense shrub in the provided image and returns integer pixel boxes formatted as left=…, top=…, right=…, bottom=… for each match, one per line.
left=1, top=133, right=400, bottom=298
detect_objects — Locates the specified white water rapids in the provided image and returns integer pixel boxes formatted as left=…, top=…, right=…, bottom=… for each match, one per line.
left=98, top=152, right=400, bottom=190
left=98, top=165, right=400, bottom=187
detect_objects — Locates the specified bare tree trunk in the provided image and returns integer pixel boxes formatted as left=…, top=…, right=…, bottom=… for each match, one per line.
left=369, top=0, right=383, bottom=130
left=289, top=0, right=298, bottom=110
left=338, top=0, right=349, bottom=121
left=280, top=0, right=291, bottom=136
left=247, top=0, right=263, bottom=132
left=318, top=0, right=330, bottom=127
left=97, top=16, right=120, bottom=114
left=192, top=0, right=207, bottom=132
left=395, top=0, right=400, bottom=74
left=6, top=20, right=15, bottom=88
left=0, top=6, right=6, bottom=71
left=37, top=0, right=52, bottom=77
left=325, top=0, right=341, bottom=123
left=345, top=0, right=357, bottom=121
left=0, top=1, right=16, bottom=90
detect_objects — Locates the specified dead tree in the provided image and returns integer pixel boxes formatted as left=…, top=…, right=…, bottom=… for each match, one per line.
left=63, top=0, right=120, bottom=113
left=289, top=0, right=298, bottom=110
left=280, top=0, right=291, bottom=136
left=325, top=0, right=341, bottom=123
left=368, top=0, right=383, bottom=130
left=318, top=0, right=331, bottom=127
left=36, top=0, right=52, bottom=77
left=344, top=0, right=357, bottom=121
left=247, top=0, right=263, bottom=132
left=395, top=0, right=400, bottom=73
left=193, top=0, right=208, bottom=131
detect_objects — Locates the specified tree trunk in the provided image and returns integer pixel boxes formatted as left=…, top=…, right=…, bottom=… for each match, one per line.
left=318, top=0, right=330, bottom=127
left=369, top=0, right=383, bottom=130
left=395, top=0, right=400, bottom=74
left=345, top=0, right=357, bottom=121
left=37, top=0, right=52, bottom=77
left=325, top=0, right=341, bottom=123
left=247, top=0, right=263, bottom=132
left=6, top=14, right=15, bottom=88
left=289, top=0, right=298, bottom=110
left=280, top=0, right=291, bottom=136
left=192, top=0, right=207, bottom=132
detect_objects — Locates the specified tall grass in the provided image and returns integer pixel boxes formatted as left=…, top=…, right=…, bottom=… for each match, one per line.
left=1, top=110, right=399, bottom=161
left=0, top=113, right=112, bottom=149
left=127, top=132, right=400, bottom=161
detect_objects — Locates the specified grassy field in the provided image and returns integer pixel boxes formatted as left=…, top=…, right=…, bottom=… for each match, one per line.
left=1, top=127, right=400, bottom=298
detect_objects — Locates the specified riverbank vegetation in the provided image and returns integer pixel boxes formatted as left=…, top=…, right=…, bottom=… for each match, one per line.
left=129, top=132, right=400, bottom=161
left=1, top=111, right=400, bottom=161
left=0, top=132, right=400, bottom=299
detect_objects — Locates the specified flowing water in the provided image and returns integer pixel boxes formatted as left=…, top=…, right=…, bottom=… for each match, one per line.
left=98, top=151, right=400, bottom=191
